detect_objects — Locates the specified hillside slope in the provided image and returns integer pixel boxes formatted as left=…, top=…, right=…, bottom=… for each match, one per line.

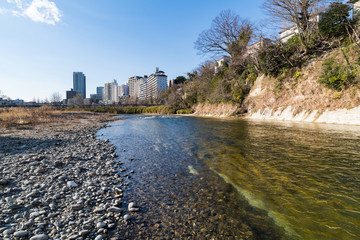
left=242, top=48, right=360, bottom=125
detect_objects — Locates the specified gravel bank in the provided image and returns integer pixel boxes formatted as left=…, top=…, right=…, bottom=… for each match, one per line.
left=0, top=115, right=137, bottom=240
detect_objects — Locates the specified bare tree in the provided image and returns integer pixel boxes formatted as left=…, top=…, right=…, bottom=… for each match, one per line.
left=0, top=90, right=6, bottom=99
left=195, top=10, right=254, bottom=58
left=263, top=0, right=325, bottom=50
left=50, top=92, right=62, bottom=104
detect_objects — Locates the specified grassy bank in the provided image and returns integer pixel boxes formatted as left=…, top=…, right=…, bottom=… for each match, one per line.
left=0, top=105, right=194, bottom=128
left=64, top=105, right=194, bottom=115
left=0, top=106, right=62, bottom=128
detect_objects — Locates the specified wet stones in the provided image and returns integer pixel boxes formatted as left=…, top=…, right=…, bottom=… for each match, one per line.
left=128, top=202, right=140, bottom=212
left=107, top=206, right=123, bottom=213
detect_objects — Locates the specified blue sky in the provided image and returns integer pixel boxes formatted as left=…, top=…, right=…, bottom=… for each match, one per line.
left=0, top=0, right=268, bottom=101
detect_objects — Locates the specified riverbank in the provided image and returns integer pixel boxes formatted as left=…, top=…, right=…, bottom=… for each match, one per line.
left=0, top=113, right=139, bottom=240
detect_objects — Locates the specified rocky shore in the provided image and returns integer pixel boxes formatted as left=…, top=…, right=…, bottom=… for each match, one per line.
left=0, top=115, right=138, bottom=240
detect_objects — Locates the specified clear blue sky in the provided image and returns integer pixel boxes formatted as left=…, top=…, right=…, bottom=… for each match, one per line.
left=0, top=0, right=267, bottom=101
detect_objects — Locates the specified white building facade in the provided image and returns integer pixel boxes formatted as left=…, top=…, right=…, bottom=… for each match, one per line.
left=118, top=84, right=129, bottom=97
left=147, top=68, right=168, bottom=99
left=104, top=80, right=118, bottom=104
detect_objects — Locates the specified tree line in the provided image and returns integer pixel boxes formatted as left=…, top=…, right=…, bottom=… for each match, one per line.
left=157, top=0, right=360, bottom=112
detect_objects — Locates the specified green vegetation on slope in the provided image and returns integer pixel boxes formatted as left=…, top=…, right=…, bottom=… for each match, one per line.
left=157, top=2, right=360, bottom=113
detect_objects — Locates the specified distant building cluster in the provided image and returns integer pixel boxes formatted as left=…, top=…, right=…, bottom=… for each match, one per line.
left=64, top=67, right=168, bottom=105
left=0, top=98, right=25, bottom=106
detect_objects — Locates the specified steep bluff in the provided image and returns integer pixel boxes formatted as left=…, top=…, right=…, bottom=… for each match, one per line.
left=193, top=102, right=238, bottom=117
left=242, top=49, right=360, bottom=125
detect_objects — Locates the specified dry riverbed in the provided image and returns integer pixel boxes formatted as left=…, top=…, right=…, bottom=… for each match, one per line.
left=0, top=113, right=138, bottom=240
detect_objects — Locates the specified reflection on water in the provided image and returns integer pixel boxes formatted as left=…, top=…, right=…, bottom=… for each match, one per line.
left=99, top=115, right=360, bottom=239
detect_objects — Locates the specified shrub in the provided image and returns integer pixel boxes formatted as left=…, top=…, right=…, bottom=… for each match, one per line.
left=176, top=108, right=194, bottom=114
left=318, top=58, right=356, bottom=91
left=258, top=37, right=301, bottom=77
left=293, top=70, right=303, bottom=79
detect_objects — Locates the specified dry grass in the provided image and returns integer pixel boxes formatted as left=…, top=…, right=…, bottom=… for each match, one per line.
left=0, top=106, right=62, bottom=128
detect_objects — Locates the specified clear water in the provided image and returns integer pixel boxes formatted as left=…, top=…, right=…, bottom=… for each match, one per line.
left=99, top=115, right=360, bottom=239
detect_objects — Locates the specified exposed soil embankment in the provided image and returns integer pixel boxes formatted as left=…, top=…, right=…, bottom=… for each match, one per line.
left=193, top=102, right=238, bottom=117
left=243, top=50, right=360, bottom=125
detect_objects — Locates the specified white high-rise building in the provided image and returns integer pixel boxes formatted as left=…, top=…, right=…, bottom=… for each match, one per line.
left=139, top=78, right=148, bottom=100
left=128, top=76, right=148, bottom=99
left=147, top=68, right=168, bottom=99
left=128, top=76, right=143, bottom=98
left=103, top=80, right=118, bottom=104
left=118, top=84, right=129, bottom=97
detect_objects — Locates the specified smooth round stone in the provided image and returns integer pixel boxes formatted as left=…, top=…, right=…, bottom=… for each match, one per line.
left=70, top=204, right=83, bottom=211
left=107, top=206, right=122, bottom=213
left=30, top=234, right=48, bottom=240
left=67, top=181, right=78, bottom=188
left=124, top=214, right=131, bottom=221
left=30, top=212, right=40, bottom=218
left=79, top=230, right=90, bottom=236
left=95, top=235, right=103, bottom=240
left=96, top=222, right=106, bottom=229
left=3, top=229, right=15, bottom=236
left=14, top=231, right=29, bottom=237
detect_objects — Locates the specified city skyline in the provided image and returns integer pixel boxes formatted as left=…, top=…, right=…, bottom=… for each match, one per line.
left=0, top=0, right=267, bottom=101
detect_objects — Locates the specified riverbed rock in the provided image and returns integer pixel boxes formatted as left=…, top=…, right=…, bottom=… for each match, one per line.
left=95, top=235, right=104, bottom=240
left=128, top=202, right=140, bottom=212
left=30, top=234, right=48, bottom=240
left=67, top=181, right=78, bottom=188
left=0, top=116, right=134, bottom=240
left=13, top=230, right=29, bottom=237
left=3, top=229, right=15, bottom=236
left=71, top=204, right=83, bottom=211
left=107, top=206, right=123, bottom=213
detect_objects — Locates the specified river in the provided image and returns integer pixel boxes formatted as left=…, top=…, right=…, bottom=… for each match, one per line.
left=98, top=115, right=360, bottom=239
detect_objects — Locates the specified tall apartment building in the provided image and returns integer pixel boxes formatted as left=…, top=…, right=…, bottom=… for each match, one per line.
left=96, top=86, right=104, bottom=100
left=128, top=76, right=143, bottom=98
left=139, top=78, right=148, bottom=100
left=147, top=68, right=168, bottom=99
left=118, top=84, right=129, bottom=97
left=104, top=80, right=118, bottom=104
left=73, top=72, right=86, bottom=98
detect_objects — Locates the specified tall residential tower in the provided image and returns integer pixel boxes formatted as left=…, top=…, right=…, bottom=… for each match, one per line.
left=73, top=72, right=86, bottom=98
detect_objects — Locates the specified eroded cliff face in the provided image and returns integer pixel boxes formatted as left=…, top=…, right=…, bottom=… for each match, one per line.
left=193, top=102, right=238, bottom=117
left=243, top=50, right=360, bottom=125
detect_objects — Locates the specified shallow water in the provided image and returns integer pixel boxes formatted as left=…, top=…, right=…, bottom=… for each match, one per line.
left=98, top=115, right=360, bottom=239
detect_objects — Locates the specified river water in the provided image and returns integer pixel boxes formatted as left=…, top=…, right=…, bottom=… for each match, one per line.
left=98, top=115, right=360, bottom=239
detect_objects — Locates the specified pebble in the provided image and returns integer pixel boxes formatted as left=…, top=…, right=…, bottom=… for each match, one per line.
left=30, top=234, right=48, bottom=240
left=67, top=181, right=78, bottom=188
left=96, top=222, right=106, bottom=229
left=79, top=230, right=90, bottom=236
left=0, top=121, right=131, bottom=240
left=13, top=230, right=29, bottom=237
left=107, top=206, right=123, bottom=213
left=70, top=204, right=83, bottom=211
left=95, top=235, right=104, bottom=240
left=124, top=214, right=131, bottom=221
left=3, top=229, right=15, bottom=236
left=128, top=202, right=140, bottom=212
